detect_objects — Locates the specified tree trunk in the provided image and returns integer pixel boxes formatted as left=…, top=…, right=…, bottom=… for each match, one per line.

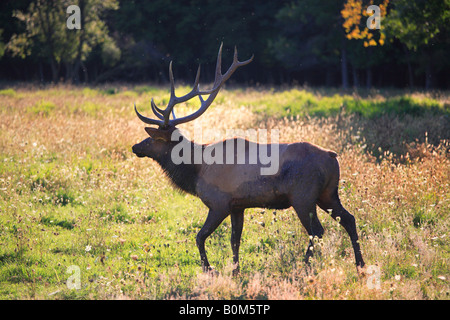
left=38, top=61, right=44, bottom=83
left=81, top=60, right=89, bottom=82
left=351, top=63, right=359, bottom=88
left=403, top=45, right=414, bottom=88
left=366, top=67, right=372, bottom=89
left=50, top=58, right=59, bottom=83
left=72, top=60, right=81, bottom=84
left=425, top=58, right=433, bottom=90
left=73, top=0, right=86, bottom=83
left=37, top=1, right=59, bottom=83
left=366, top=47, right=372, bottom=89
left=407, top=61, right=414, bottom=88
left=65, top=62, right=73, bottom=83
left=325, top=69, right=333, bottom=87
left=341, top=39, right=349, bottom=89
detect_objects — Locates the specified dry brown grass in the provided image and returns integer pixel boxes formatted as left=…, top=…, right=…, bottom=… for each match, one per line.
left=0, top=85, right=448, bottom=300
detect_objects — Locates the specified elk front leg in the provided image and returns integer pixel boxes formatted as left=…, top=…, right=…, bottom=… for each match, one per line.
left=292, top=187, right=324, bottom=264
left=230, top=209, right=244, bottom=276
left=196, top=209, right=228, bottom=273
left=295, top=206, right=324, bottom=264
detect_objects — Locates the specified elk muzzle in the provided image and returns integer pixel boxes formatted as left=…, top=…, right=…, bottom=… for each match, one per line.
left=132, top=140, right=148, bottom=158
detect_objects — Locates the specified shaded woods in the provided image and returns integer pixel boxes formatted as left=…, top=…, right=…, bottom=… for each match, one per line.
left=0, top=0, right=449, bottom=88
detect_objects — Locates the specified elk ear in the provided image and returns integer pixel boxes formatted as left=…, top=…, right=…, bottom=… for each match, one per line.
left=145, top=127, right=171, bottom=142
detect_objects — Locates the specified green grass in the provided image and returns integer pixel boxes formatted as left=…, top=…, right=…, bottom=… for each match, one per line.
left=29, top=100, right=56, bottom=116
left=0, top=85, right=448, bottom=299
left=0, top=88, right=17, bottom=97
left=247, top=88, right=448, bottom=118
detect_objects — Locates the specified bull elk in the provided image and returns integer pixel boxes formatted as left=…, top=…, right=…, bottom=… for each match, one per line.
left=132, top=44, right=365, bottom=274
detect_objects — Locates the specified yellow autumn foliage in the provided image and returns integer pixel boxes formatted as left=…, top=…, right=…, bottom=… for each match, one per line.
left=341, top=0, right=389, bottom=47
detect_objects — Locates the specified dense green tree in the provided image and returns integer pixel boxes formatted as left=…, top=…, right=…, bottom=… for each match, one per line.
left=111, top=0, right=283, bottom=83
left=384, top=0, right=450, bottom=89
left=0, top=0, right=448, bottom=87
left=0, top=30, right=5, bottom=59
left=6, top=0, right=119, bottom=82
left=269, top=0, right=351, bottom=87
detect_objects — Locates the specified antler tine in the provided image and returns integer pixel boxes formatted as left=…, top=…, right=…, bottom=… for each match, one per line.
left=193, top=64, right=201, bottom=91
left=219, top=45, right=254, bottom=84
left=214, top=42, right=223, bottom=84
left=169, top=44, right=253, bottom=126
left=168, top=61, right=176, bottom=99
left=170, top=64, right=200, bottom=121
left=135, top=103, right=165, bottom=126
left=135, top=43, right=252, bottom=128
left=151, top=99, right=164, bottom=120
left=210, top=43, right=253, bottom=90
left=163, top=62, right=204, bottom=124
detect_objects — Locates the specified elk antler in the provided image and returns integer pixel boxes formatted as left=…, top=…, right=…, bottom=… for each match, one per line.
left=135, top=43, right=253, bottom=128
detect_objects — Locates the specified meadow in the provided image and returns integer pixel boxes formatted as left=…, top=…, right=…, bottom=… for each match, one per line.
left=0, top=84, right=448, bottom=300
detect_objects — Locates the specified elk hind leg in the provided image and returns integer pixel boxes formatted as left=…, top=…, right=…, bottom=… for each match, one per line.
left=318, top=188, right=365, bottom=268
left=230, top=208, right=244, bottom=276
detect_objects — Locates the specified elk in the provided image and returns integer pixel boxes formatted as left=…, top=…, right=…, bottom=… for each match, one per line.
left=132, top=44, right=365, bottom=274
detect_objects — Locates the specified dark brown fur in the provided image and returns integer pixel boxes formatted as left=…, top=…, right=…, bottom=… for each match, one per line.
left=133, top=127, right=365, bottom=273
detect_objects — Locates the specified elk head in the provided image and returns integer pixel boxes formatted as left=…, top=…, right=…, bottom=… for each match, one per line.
left=132, top=126, right=176, bottom=159
left=132, top=43, right=253, bottom=161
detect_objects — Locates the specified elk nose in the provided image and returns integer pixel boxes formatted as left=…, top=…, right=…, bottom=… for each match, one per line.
left=132, top=144, right=143, bottom=156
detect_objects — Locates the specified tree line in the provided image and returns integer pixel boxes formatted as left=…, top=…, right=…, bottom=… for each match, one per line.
left=0, top=0, right=448, bottom=89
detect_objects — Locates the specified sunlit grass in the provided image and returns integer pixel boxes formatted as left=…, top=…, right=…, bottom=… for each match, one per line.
left=241, top=88, right=448, bottom=118
left=0, top=84, right=448, bottom=299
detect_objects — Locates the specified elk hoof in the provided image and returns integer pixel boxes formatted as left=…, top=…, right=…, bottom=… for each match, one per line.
left=356, top=264, right=368, bottom=277
left=205, top=267, right=219, bottom=277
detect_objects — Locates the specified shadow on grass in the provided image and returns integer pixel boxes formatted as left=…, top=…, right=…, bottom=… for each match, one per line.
left=253, top=89, right=449, bottom=162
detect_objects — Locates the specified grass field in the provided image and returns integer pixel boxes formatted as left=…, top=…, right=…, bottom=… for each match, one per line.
left=0, top=84, right=448, bottom=299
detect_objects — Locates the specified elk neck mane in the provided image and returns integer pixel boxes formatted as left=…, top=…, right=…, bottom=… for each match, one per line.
left=154, top=138, right=201, bottom=196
